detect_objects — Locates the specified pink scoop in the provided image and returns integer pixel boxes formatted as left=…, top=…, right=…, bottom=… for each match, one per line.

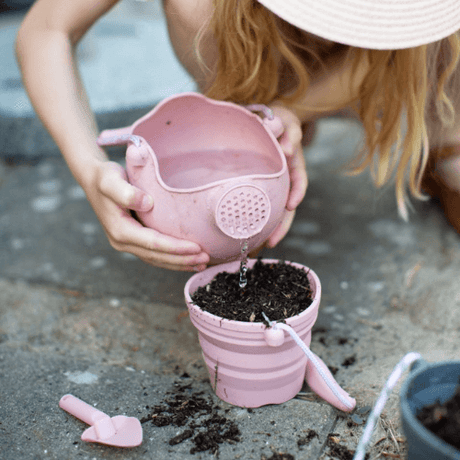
left=97, top=93, right=290, bottom=263
left=59, top=394, right=142, bottom=448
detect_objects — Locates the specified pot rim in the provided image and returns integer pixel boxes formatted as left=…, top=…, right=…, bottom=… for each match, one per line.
left=184, top=258, right=321, bottom=331
left=400, top=360, right=460, bottom=457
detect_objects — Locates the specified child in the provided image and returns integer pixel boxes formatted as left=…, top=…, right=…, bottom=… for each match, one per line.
left=15, top=0, right=460, bottom=272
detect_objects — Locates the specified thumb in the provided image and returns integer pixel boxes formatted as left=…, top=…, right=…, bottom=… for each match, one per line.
left=270, top=106, right=302, bottom=157
left=99, top=162, right=154, bottom=212
left=278, top=121, right=302, bottom=157
left=127, top=186, right=154, bottom=212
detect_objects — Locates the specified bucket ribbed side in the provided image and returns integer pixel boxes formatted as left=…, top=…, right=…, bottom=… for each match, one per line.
left=195, top=322, right=310, bottom=407
left=184, top=259, right=321, bottom=408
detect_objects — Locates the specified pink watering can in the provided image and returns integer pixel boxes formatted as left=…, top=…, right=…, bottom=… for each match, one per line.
left=97, top=92, right=289, bottom=263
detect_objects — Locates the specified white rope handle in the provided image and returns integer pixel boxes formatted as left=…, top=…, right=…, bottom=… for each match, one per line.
left=353, top=351, right=422, bottom=460
left=262, top=313, right=354, bottom=411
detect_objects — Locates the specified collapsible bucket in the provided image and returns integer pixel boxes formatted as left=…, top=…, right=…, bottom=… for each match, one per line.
left=97, top=92, right=289, bottom=263
left=400, top=360, right=460, bottom=460
left=184, top=259, right=356, bottom=411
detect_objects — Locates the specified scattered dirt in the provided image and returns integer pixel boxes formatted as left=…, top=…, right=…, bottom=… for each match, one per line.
left=416, top=382, right=460, bottom=451
left=141, top=375, right=241, bottom=454
left=325, top=433, right=369, bottom=460
left=341, top=356, right=356, bottom=368
left=261, top=453, right=296, bottom=460
left=297, top=429, right=319, bottom=448
left=191, top=259, right=313, bottom=323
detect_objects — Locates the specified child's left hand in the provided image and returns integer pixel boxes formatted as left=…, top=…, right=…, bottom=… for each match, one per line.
left=265, top=104, right=308, bottom=248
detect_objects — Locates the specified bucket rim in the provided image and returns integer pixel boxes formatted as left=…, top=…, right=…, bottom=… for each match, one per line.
left=184, top=258, right=321, bottom=331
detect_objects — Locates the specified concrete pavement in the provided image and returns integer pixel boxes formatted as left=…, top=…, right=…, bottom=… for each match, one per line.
left=2, top=2, right=460, bottom=459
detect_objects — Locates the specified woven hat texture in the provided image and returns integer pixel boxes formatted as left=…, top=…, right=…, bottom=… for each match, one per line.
left=258, top=0, right=460, bottom=49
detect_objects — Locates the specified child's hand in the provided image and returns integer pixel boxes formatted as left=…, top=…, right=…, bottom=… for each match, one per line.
left=265, top=105, right=308, bottom=248
left=85, top=160, right=210, bottom=271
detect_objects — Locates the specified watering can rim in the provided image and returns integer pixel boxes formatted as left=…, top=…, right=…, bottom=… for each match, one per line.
left=99, top=92, right=288, bottom=194
left=130, top=136, right=288, bottom=195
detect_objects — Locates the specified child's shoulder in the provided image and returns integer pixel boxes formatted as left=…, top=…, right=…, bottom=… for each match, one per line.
left=163, top=0, right=213, bottom=24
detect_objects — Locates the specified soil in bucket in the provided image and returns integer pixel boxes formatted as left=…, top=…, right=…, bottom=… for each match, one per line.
left=191, top=259, right=314, bottom=322
left=416, top=381, right=460, bottom=451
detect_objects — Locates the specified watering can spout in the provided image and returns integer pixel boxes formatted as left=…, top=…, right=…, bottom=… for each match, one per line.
left=215, top=185, right=271, bottom=239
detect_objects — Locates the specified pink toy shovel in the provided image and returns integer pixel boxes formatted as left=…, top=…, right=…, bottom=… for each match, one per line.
left=59, top=394, right=142, bottom=447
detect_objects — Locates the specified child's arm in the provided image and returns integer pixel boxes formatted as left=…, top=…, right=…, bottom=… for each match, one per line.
left=16, top=0, right=209, bottom=271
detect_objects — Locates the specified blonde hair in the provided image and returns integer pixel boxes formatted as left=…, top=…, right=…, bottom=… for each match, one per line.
left=200, top=0, right=460, bottom=219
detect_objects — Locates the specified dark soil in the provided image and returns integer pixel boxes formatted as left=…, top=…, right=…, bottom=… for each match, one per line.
left=140, top=375, right=241, bottom=454
left=326, top=433, right=369, bottom=460
left=417, top=383, right=460, bottom=451
left=297, top=429, right=319, bottom=448
left=341, top=356, right=356, bottom=368
left=191, top=259, right=313, bottom=323
left=261, top=453, right=295, bottom=460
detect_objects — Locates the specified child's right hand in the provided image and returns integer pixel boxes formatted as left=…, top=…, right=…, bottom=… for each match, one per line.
left=263, top=104, right=308, bottom=248
left=84, top=159, right=210, bottom=271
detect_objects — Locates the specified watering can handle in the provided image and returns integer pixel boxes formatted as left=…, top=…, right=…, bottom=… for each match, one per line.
left=97, top=127, right=136, bottom=147
left=245, top=104, right=284, bottom=139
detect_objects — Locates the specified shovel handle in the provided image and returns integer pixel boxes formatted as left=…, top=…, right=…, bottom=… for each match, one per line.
left=59, top=394, right=109, bottom=426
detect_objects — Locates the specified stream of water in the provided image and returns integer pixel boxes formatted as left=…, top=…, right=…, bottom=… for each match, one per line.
left=239, top=239, right=249, bottom=288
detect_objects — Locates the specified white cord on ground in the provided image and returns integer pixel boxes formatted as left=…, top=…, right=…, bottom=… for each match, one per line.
left=352, top=351, right=422, bottom=460
left=262, top=313, right=354, bottom=411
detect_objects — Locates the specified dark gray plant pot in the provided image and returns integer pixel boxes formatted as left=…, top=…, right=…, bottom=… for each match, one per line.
left=400, top=360, right=460, bottom=460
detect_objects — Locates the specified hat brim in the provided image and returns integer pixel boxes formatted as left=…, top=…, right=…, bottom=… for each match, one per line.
left=258, top=0, right=460, bottom=49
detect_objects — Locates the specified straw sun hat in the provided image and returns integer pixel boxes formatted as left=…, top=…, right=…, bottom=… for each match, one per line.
left=257, top=0, right=460, bottom=50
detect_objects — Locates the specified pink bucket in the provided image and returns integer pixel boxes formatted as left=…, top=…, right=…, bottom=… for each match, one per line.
left=97, top=93, right=289, bottom=264
left=184, top=259, right=356, bottom=411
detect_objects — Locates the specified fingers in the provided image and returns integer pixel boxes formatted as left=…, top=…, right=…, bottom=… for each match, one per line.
left=286, top=145, right=308, bottom=211
left=98, top=162, right=154, bottom=212
left=109, top=210, right=205, bottom=255
left=111, top=225, right=210, bottom=272
left=105, top=207, right=210, bottom=268
left=87, top=160, right=210, bottom=271
left=279, top=121, right=303, bottom=157
left=271, top=105, right=303, bottom=156
left=269, top=105, right=308, bottom=211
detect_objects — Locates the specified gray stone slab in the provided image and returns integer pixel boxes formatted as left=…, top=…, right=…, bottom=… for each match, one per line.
left=3, top=112, right=460, bottom=459
left=0, top=1, right=196, bottom=159
left=0, top=278, right=339, bottom=460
